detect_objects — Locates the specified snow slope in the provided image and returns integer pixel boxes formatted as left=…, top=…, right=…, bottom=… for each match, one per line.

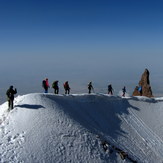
left=0, top=93, right=163, bottom=163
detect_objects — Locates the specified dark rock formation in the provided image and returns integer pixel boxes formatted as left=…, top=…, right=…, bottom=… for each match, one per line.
left=132, top=69, right=153, bottom=97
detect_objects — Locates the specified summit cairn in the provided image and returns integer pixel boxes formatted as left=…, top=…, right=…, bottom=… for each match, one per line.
left=132, top=69, right=153, bottom=97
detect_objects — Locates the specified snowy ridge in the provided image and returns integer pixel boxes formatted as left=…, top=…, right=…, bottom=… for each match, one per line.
left=0, top=93, right=163, bottom=163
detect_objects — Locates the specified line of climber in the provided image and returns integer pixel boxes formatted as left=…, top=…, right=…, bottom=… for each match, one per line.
left=42, top=78, right=127, bottom=97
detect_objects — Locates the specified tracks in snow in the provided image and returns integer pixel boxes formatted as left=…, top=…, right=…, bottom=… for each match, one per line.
left=120, top=108, right=163, bottom=162
left=0, top=108, right=25, bottom=163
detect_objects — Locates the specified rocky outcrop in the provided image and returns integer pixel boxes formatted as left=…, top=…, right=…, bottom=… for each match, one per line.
left=132, top=69, right=153, bottom=97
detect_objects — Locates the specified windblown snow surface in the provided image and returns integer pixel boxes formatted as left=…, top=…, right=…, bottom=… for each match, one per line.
left=0, top=93, right=163, bottom=163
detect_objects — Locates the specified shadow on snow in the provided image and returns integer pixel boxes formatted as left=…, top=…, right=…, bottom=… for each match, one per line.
left=47, top=94, right=140, bottom=141
left=15, top=104, right=45, bottom=109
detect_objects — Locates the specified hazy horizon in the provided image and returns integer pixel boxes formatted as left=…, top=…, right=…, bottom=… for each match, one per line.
left=0, top=0, right=163, bottom=103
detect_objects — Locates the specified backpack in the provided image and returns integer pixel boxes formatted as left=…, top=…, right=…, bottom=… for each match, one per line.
left=88, top=83, right=92, bottom=89
left=52, top=81, right=57, bottom=88
left=64, top=83, right=67, bottom=89
left=108, top=85, right=112, bottom=91
left=42, top=80, right=46, bottom=87
left=64, top=82, right=69, bottom=89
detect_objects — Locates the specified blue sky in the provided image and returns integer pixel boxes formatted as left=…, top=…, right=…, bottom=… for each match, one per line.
left=0, top=0, right=163, bottom=101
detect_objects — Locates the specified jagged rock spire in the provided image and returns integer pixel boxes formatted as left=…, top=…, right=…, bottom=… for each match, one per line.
left=132, top=69, right=153, bottom=97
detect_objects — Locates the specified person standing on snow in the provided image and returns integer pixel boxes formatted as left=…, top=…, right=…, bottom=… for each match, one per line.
left=122, top=86, right=126, bottom=97
left=6, top=85, right=17, bottom=111
left=108, top=84, right=114, bottom=95
left=52, top=80, right=59, bottom=94
left=42, top=78, right=50, bottom=93
left=63, top=81, right=70, bottom=94
left=88, top=81, right=94, bottom=94
left=138, top=85, right=142, bottom=96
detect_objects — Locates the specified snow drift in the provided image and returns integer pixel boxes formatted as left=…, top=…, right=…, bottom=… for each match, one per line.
left=0, top=93, right=163, bottom=163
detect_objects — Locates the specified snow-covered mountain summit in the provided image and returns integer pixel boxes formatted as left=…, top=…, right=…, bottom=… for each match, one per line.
left=0, top=93, right=163, bottom=163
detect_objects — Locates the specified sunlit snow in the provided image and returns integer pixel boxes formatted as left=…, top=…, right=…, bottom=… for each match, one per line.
left=0, top=93, right=163, bottom=163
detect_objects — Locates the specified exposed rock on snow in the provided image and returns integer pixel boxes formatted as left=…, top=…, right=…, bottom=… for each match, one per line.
left=133, top=69, right=153, bottom=97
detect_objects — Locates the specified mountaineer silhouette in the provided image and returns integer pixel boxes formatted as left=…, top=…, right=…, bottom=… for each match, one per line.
left=63, top=81, right=70, bottom=94
left=42, top=78, right=50, bottom=93
left=88, top=81, right=94, bottom=94
left=52, top=80, right=59, bottom=94
left=6, top=85, right=17, bottom=111
left=108, top=84, right=114, bottom=95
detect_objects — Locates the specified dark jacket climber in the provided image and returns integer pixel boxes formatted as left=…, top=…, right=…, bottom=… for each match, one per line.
left=63, top=81, right=70, bottom=94
left=88, top=82, right=94, bottom=94
left=122, top=86, right=126, bottom=97
left=52, top=80, right=59, bottom=94
left=6, top=86, right=17, bottom=111
left=108, top=84, right=113, bottom=95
